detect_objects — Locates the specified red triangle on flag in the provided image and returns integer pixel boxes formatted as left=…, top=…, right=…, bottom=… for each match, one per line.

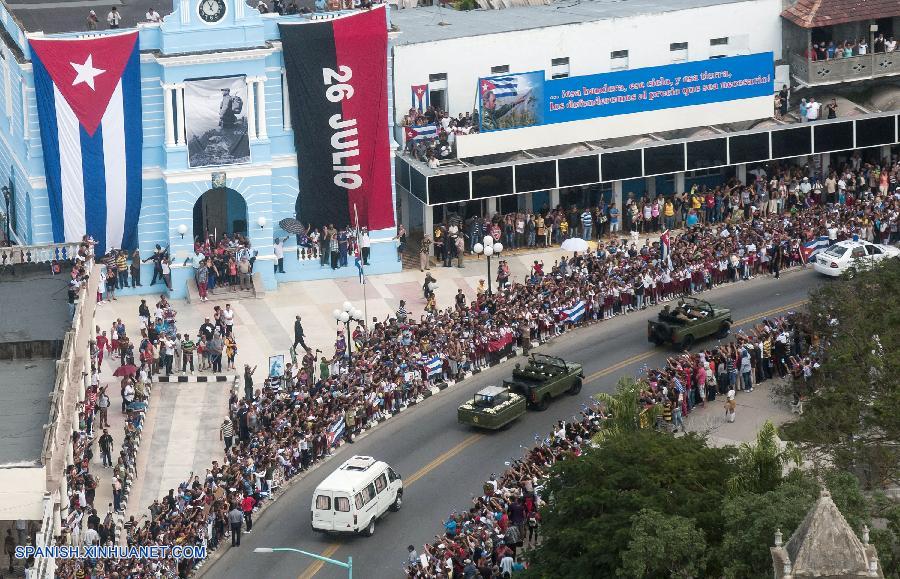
left=30, top=32, right=138, bottom=136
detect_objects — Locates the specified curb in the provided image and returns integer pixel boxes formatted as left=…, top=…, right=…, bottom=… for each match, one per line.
left=155, top=374, right=237, bottom=383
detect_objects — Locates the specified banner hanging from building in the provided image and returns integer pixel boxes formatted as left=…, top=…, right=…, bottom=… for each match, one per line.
left=30, top=32, right=143, bottom=256
left=279, top=6, right=394, bottom=230
left=478, top=52, right=774, bottom=133
left=184, top=77, right=251, bottom=168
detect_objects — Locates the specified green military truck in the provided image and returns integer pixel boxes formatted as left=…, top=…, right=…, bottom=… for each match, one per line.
left=457, top=385, right=527, bottom=430
left=647, top=297, right=732, bottom=349
left=503, top=354, right=584, bottom=411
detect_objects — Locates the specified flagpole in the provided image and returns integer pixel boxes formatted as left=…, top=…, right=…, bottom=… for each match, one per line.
left=353, top=204, right=369, bottom=328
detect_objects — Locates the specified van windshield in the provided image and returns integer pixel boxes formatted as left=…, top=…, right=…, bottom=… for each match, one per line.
left=335, top=496, right=350, bottom=512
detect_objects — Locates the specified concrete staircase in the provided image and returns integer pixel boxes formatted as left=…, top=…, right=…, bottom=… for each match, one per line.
left=185, top=276, right=257, bottom=304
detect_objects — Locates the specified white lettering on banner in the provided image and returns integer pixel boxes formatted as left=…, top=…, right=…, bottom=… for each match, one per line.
left=323, top=67, right=362, bottom=190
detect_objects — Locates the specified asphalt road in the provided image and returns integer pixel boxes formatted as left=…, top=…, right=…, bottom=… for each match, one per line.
left=205, top=268, right=823, bottom=579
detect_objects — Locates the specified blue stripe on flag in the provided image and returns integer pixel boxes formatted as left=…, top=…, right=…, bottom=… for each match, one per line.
left=426, top=356, right=442, bottom=376
left=81, top=124, right=108, bottom=255
left=121, top=43, right=143, bottom=251
left=31, top=52, right=64, bottom=244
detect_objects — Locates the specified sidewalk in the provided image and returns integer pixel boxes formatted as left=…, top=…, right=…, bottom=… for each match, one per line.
left=681, top=379, right=794, bottom=446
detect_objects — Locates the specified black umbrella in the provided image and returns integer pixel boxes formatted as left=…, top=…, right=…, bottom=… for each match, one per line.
left=278, top=218, right=305, bottom=234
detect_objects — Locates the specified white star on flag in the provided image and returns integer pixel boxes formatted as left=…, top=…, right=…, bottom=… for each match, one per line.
left=71, top=55, right=106, bottom=90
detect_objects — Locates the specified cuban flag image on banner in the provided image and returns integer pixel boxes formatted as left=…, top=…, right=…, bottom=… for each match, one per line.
left=480, top=76, right=519, bottom=98
left=424, top=355, right=443, bottom=377
left=560, top=301, right=586, bottom=323
left=800, top=235, right=831, bottom=261
left=30, top=32, right=143, bottom=257
left=404, top=125, right=437, bottom=142
left=326, top=417, right=346, bottom=447
left=411, top=84, right=429, bottom=112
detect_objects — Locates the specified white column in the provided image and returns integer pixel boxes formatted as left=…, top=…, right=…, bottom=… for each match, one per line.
left=255, top=76, right=268, bottom=139
left=281, top=70, right=291, bottom=131
left=524, top=192, right=533, bottom=212
left=646, top=176, right=657, bottom=199
left=612, top=180, right=623, bottom=211
left=162, top=83, right=175, bottom=147
left=550, top=188, right=560, bottom=209
left=246, top=78, right=257, bottom=141
left=235, top=0, right=245, bottom=18
left=21, top=85, right=28, bottom=139
left=486, top=197, right=497, bottom=217
left=736, top=163, right=747, bottom=184
left=174, top=83, right=186, bottom=146
left=674, top=172, right=686, bottom=194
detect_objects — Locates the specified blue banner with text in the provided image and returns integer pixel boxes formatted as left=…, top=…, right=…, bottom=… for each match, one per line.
left=478, top=53, right=774, bottom=133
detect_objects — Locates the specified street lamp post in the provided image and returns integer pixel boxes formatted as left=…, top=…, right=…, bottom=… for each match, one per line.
left=1, top=186, right=10, bottom=244
left=332, top=301, right=364, bottom=365
left=254, top=547, right=352, bottom=579
left=472, top=235, right=504, bottom=295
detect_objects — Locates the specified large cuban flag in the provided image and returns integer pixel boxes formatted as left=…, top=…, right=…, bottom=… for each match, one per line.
left=30, top=32, right=142, bottom=256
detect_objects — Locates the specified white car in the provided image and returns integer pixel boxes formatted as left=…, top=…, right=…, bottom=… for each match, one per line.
left=813, top=239, right=900, bottom=277
left=310, top=455, right=402, bottom=536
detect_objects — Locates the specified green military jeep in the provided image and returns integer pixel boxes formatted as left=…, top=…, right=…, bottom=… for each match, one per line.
left=458, top=385, right=527, bottom=430
left=647, top=297, right=732, bottom=349
left=504, top=354, right=584, bottom=411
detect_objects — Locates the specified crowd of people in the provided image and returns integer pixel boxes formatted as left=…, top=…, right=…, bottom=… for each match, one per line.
left=402, top=105, right=478, bottom=166
left=805, top=33, right=897, bottom=62
left=52, top=151, right=897, bottom=577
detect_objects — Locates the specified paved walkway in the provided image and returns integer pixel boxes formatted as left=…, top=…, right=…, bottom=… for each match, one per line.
left=681, top=380, right=794, bottom=446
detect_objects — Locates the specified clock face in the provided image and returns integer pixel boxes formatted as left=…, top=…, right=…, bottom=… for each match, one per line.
left=198, top=0, right=226, bottom=22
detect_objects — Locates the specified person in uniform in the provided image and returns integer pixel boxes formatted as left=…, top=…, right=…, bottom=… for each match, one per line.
left=480, top=90, right=528, bottom=131
left=219, top=88, right=237, bottom=129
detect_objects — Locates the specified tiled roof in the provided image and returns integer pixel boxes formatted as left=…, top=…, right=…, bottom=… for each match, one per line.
left=781, top=0, right=900, bottom=29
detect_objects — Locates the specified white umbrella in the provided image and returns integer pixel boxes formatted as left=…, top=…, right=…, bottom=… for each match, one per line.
left=561, top=238, right=589, bottom=253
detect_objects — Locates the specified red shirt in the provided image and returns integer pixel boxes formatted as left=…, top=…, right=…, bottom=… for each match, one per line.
left=241, top=496, right=256, bottom=513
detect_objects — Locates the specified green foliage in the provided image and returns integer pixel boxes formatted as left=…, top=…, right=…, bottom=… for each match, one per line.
left=727, top=421, right=801, bottom=496
left=618, top=509, right=708, bottom=579
left=453, top=0, right=477, bottom=10
left=593, top=376, right=660, bottom=443
left=782, top=259, right=900, bottom=487
left=525, top=430, right=735, bottom=578
left=721, top=473, right=819, bottom=578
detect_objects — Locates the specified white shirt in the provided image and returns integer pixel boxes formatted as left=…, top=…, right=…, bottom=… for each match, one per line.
left=806, top=101, right=820, bottom=120
left=223, top=308, right=235, bottom=326
left=146, top=10, right=161, bottom=22
left=274, top=240, right=285, bottom=259
left=107, top=10, right=121, bottom=25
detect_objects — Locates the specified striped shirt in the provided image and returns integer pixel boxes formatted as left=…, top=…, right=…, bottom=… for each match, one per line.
left=221, top=420, right=234, bottom=438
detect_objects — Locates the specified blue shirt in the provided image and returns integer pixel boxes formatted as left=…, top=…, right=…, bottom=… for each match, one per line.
left=686, top=213, right=699, bottom=227
left=609, top=208, right=619, bottom=224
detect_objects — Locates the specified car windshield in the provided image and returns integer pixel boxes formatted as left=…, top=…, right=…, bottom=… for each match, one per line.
left=475, top=392, right=507, bottom=408
left=530, top=354, right=566, bottom=369
left=824, top=245, right=848, bottom=257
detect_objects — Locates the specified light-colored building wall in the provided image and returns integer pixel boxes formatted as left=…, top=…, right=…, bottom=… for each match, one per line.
left=391, top=0, right=783, bottom=130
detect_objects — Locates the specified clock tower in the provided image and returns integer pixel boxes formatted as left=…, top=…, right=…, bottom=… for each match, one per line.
left=160, top=0, right=266, bottom=54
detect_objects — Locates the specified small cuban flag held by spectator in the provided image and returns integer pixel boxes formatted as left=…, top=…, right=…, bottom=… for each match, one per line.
left=326, top=417, right=345, bottom=446
left=660, top=229, right=672, bottom=271
left=424, top=355, right=443, bottom=377
left=411, top=84, right=429, bottom=112
left=561, top=301, right=586, bottom=323
left=800, top=235, right=831, bottom=261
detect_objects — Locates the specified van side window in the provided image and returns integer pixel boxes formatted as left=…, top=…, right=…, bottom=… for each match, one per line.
left=334, top=497, right=350, bottom=512
left=355, top=493, right=364, bottom=510
left=315, top=495, right=331, bottom=510
left=388, top=468, right=399, bottom=482
left=361, top=483, right=377, bottom=505
left=374, top=473, right=387, bottom=494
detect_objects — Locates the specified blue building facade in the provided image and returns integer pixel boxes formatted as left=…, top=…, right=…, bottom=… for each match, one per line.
left=0, top=0, right=399, bottom=297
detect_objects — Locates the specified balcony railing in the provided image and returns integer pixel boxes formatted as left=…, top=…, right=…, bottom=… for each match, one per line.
left=0, top=242, right=82, bottom=266
left=790, top=51, right=900, bottom=86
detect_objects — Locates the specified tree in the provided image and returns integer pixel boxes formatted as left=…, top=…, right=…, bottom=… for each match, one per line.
left=781, top=259, right=900, bottom=487
left=525, top=430, right=735, bottom=578
left=593, top=376, right=660, bottom=443
left=728, top=420, right=801, bottom=496
left=618, top=509, right=708, bottom=579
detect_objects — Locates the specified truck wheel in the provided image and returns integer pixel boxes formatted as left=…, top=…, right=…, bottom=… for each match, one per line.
left=390, top=492, right=403, bottom=512
left=651, top=337, right=663, bottom=346
left=681, top=335, right=694, bottom=350
left=364, top=518, right=376, bottom=536
left=535, top=395, right=550, bottom=411
left=568, top=378, right=583, bottom=395
left=717, top=323, right=731, bottom=339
